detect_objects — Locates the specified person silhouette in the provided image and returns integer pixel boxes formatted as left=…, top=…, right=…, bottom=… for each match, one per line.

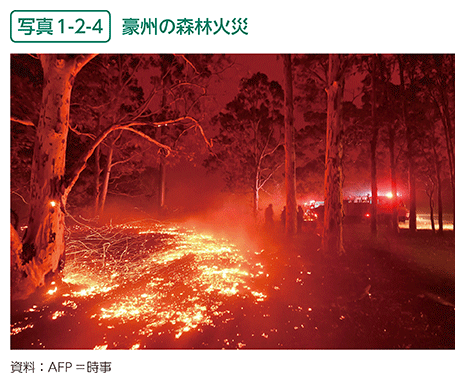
left=297, top=205, right=304, bottom=233
left=265, top=203, right=274, bottom=230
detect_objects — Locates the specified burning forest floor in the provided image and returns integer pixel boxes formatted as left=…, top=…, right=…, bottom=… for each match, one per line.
left=11, top=219, right=455, bottom=350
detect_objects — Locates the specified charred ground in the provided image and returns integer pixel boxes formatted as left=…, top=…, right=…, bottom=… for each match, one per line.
left=11, top=220, right=454, bottom=350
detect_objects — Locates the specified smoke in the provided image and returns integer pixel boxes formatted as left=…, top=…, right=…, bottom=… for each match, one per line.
left=70, top=154, right=288, bottom=255
left=178, top=193, right=265, bottom=252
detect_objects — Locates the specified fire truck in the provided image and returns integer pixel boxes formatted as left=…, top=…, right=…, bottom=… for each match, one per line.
left=304, top=194, right=409, bottom=224
left=376, top=195, right=409, bottom=223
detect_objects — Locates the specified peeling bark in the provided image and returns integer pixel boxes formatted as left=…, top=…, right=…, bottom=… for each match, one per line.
left=11, top=225, right=35, bottom=300
left=14, top=54, right=96, bottom=300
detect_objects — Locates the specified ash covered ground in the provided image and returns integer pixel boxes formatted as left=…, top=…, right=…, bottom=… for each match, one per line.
left=11, top=219, right=454, bottom=350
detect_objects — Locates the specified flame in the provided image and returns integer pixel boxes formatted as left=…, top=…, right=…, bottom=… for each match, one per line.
left=93, top=344, right=108, bottom=350
left=51, top=310, right=65, bottom=320
left=10, top=323, right=34, bottom=335
left=58, top=221, right=267, bottom=344
left=47, top=286, right=58, bottom=295
left=62, top=300, right=78, bottom=309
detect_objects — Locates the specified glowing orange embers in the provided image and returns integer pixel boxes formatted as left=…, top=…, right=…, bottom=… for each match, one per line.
left=59, top=221, right=267, bottom=345
left=47, top=281, right=58, bottom=295
left=51, top=310, right=65, bottom=320
left=93, top=344, right=108, bottom=350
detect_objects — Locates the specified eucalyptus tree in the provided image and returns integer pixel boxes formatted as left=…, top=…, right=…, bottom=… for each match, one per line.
left=204, top=72, right=285, bottom=216
left=10, top=54, right=213, bottom=300
left=282, top=54, right=297, bottom=236
left=415, top=54, right=455, bottom=231
left=322, top=54, right=349, bottom=256
left=292, top=54, right=328, bottom=201
left=67, top=54, right=226, bottom=219
left=11, top=54, right=97, bottom=300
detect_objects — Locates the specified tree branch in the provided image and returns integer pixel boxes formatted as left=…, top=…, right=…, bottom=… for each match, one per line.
left=174, top=54, right=199, bottom=74
left=69, top=124, right=96, bottom=140
left=63, top=116, right=210, bottom=204
left=11, top=117, right=36, bottom=127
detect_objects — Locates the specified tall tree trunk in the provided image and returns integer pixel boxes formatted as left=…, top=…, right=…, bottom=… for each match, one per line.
left=398, top=55, right=416, bottom=232
left=429, top=197, right=435, bottom=232
left=15, top=54, right=95, bottom=299
left=441, top=107, right=454, bottom=232
left=370, top=55, right=379, bottom=235
left=440, top=102, right=454, bottom=232
left=434, top=153, right=444, bottom=234
left=430, top=85, right=454, bottom=232
left=282, top=54, right=297, bottom=236
left=11, top=224, right=35, bottom=301
left=434, top=55, right=454, bottom=231
left=322, top=54, right=345, bottom=256
left=389, top=124, right=399, bottom=233
left=426, top=187, right=435, bottom=233
left=253, top=172, right=260, bottom=217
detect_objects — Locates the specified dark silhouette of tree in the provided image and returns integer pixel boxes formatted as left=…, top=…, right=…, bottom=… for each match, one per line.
left=292, top=54, right=328, bottom=201
left=204, top=72, right=284, bottom=215
left=417, top=119, right=443, bottom=233
left=66, top=54, right=224, bottom=220
left=398, top=54, right=418, bottom=232
left=415, top=54, right=455, bottom=231
left=369, top=55, right=380, bottom=234
left=383, top=79, right=405, bottom=233
left=293, top=54, right=453, bottom=241
left=375, top=57, right=408, bottom=234
left=322, top=54, right=349, bottom=256
left=67, top=54, right=147, bottom=217
left=282, top=54, right=297, bottom=236
left=392, top=54, right=454, bottom=233
left=10, top=55, right=43, bottom=224
left=139, top=54, right=229, bottom=216
left=357, top=54, right=402, bottom=233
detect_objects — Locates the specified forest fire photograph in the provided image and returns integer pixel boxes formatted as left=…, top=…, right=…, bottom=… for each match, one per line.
left=10, top=53, right=455, bottom=352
